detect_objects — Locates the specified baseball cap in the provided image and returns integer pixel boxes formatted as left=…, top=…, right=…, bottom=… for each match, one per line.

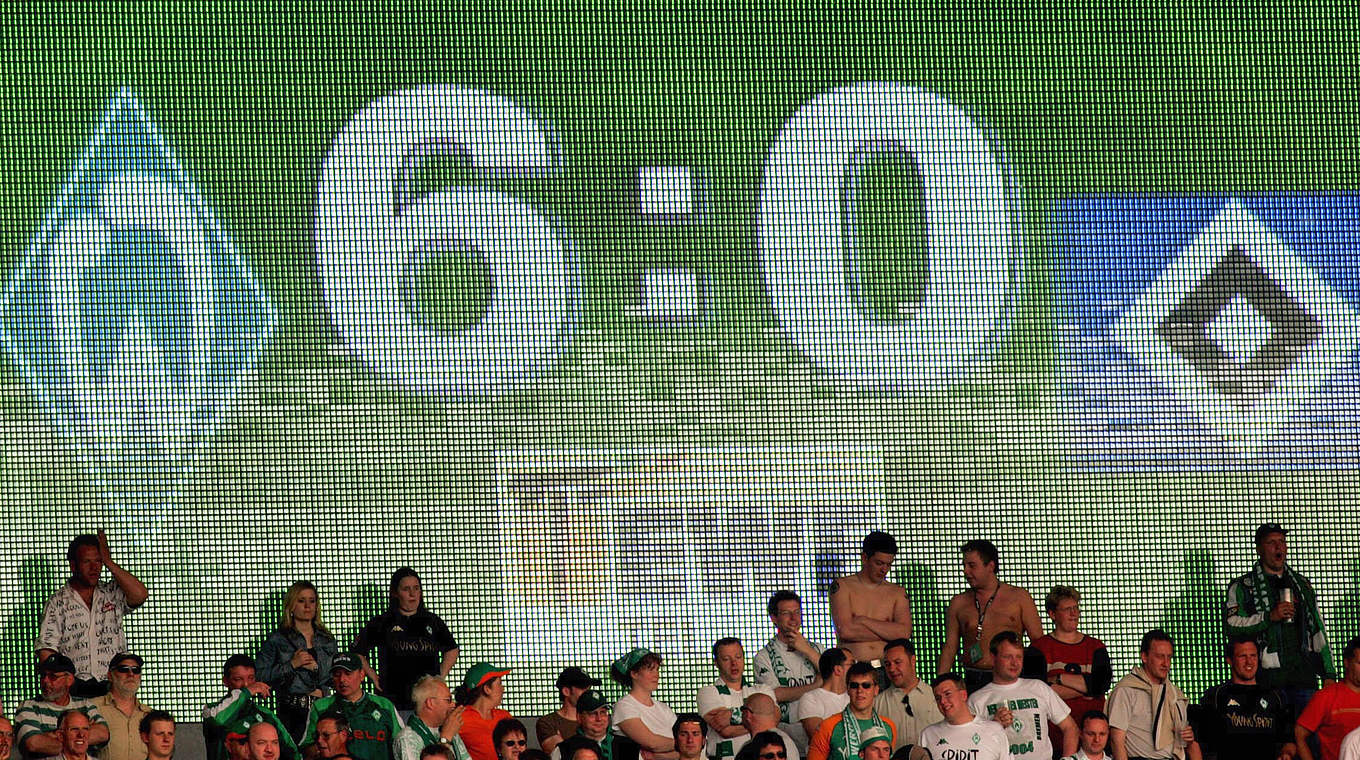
left=463, top=662, right=511, bottom=690
left=1255, top=523, right=1288, bottom=544
left=856, top=726, right=892, bottom=754
left=331, top=653, right=362, bottom=673
left=577, top=689, right=609, bottom=712
left=556, top=667, right=602, bottom=690
left=39, top=654, right=76, bottom=674
left=109, top=652, right=144, bottom=669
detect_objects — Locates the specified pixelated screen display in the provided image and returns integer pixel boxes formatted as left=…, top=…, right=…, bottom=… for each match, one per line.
left=2, top=7, right=1359, bottom=721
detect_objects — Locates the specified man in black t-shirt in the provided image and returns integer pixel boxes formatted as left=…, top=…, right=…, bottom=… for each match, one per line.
left=1197, top=637, right=1296, bottom=760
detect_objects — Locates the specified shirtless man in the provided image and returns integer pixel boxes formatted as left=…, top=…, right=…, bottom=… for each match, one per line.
left=830, top=532, right=912, bottom=666
left=940, top=540, right=1043, bottom=693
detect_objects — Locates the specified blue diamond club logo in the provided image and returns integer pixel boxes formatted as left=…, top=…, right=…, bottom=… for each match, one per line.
left=0, top=88, right=276, bottom=470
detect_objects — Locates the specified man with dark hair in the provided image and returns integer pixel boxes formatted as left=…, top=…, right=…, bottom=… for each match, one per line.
left=969, top=632, right=1078, bottom=760
left=1227, top=524, right=1336, bottom=720
left=918, top=674, right=1010, bottom=760
left=96, top=653, right=150, bottom=760
left=319, top=713, right=357, bottom=760
left=871, top=640, right=939, bottom=752
left=698, top=638, right=775, bottom=760
left=830, top=533, right=912, bottom=666
left=754, top=592, right=822, bottom=751
left=138, top=711, right=174, bottom=760
left=941, top=540, right=1044, bottom=693
left=301, top=654, right=403, bottom=760
left=1295, top=636, right=1360, bottom=760
left=1196, top=637, right=1294, bottom=760
left=556, top=737, right=601, bottom=760
left=807, top=663, right=896, bottom=760
left=798, top=650, right=853, bottom=740
left=37, top=531, right=148, bottom=698
left=14, top=654, right=110, bottom=760
left=538, top=669, right=602, bottom=755
left=1061, top=712, right=1111, bottom=760
left=202, top=655, right=295, bottom=760
left=672, top=715, right=707, bottom=760
left=1107, top=630, right=1200, bottom=760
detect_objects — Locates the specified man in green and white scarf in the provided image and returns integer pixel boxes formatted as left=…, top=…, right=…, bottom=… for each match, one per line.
left=1225, top=523, right=1338, bottom=717
left=697, top=638, right=776, bottom=760
left=806, top=663, right=896, bottom=760
left=753, top=592, right=823, bottom=752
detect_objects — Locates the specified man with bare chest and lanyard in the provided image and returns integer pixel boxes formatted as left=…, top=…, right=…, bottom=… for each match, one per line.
left=830, top=533, right=912, bottom=678
left=940, top=540, right=1044, bottom=693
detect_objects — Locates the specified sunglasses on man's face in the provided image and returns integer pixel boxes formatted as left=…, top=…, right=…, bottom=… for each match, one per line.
left=759, top=752, right=787, bottom=759
left=848, top=681, right=876, bottom=689
left=113, top=666, right=142, bottom=674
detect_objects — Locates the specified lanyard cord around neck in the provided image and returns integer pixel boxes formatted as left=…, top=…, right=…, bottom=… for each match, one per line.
left=974, top=586, right=1000, bottom=638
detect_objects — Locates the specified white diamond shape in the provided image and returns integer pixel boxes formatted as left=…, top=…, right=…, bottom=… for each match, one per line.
left=1113, top=198, right=1360, bottom=453
left=1207, top=293, right=1273, bottom=365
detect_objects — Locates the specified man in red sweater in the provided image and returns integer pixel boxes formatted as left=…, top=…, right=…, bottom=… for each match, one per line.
left=1296, top=636, right=1360, bottom=760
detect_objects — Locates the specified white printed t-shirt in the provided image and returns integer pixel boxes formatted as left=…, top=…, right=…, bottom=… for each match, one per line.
left=967, top=678, right=1071, bottom=760
left=918, top=716, right=1012, bottom=760
left=36, top=581, right=131, bottom=681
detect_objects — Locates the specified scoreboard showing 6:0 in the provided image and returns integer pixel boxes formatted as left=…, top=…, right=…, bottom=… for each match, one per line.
left=0, top=6, right=1358, bottom=723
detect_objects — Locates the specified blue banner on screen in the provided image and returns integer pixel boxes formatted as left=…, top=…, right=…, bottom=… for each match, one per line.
left=1056, top=194, right=1360, bottom=468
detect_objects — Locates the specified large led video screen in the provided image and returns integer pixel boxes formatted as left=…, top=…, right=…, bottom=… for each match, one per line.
left=1, top=7, right=1358, bottom=720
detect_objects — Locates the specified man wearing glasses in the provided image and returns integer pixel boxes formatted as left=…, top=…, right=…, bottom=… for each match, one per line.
left=301, top=655, right=404, bottom=760
left=807, top=664, right=896, bottom=760
left=95, top=653, right=151, bottom=760
left=14, top=654, right=110, bottom=760
left=396, top=676, right=468, bottom=760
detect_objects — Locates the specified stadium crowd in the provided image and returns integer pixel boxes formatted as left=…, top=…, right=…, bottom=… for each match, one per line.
left=2, top=525, right=1357, bottom=760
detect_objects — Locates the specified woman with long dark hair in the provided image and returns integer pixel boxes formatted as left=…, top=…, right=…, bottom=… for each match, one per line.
left=352, top=568, right=460, bottom=711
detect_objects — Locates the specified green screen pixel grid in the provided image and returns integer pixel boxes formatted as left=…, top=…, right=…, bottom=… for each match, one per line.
left=0, top=5, right=1357, bottom=722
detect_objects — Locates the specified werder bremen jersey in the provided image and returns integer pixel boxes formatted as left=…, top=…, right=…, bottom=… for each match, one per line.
left=753, top=637, right=819, bottom=725
left=696, top=681, right=775, bottom=760
left=967, top=679, right=1070, bottom=760
left=918, top=717, right=1012, bottom=760
left=201, top=690, right=297, bottom=760
left=303, top=693, right=405, bottom=760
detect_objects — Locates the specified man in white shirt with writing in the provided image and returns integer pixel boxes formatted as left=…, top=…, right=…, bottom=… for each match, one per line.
left=968, top=632, right=1077, bottom=760
left=919, top=673, right=1011, bottom=760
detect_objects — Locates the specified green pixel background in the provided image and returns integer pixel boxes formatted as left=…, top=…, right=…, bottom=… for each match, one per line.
left=0, top=3, right=1358, bottom=722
